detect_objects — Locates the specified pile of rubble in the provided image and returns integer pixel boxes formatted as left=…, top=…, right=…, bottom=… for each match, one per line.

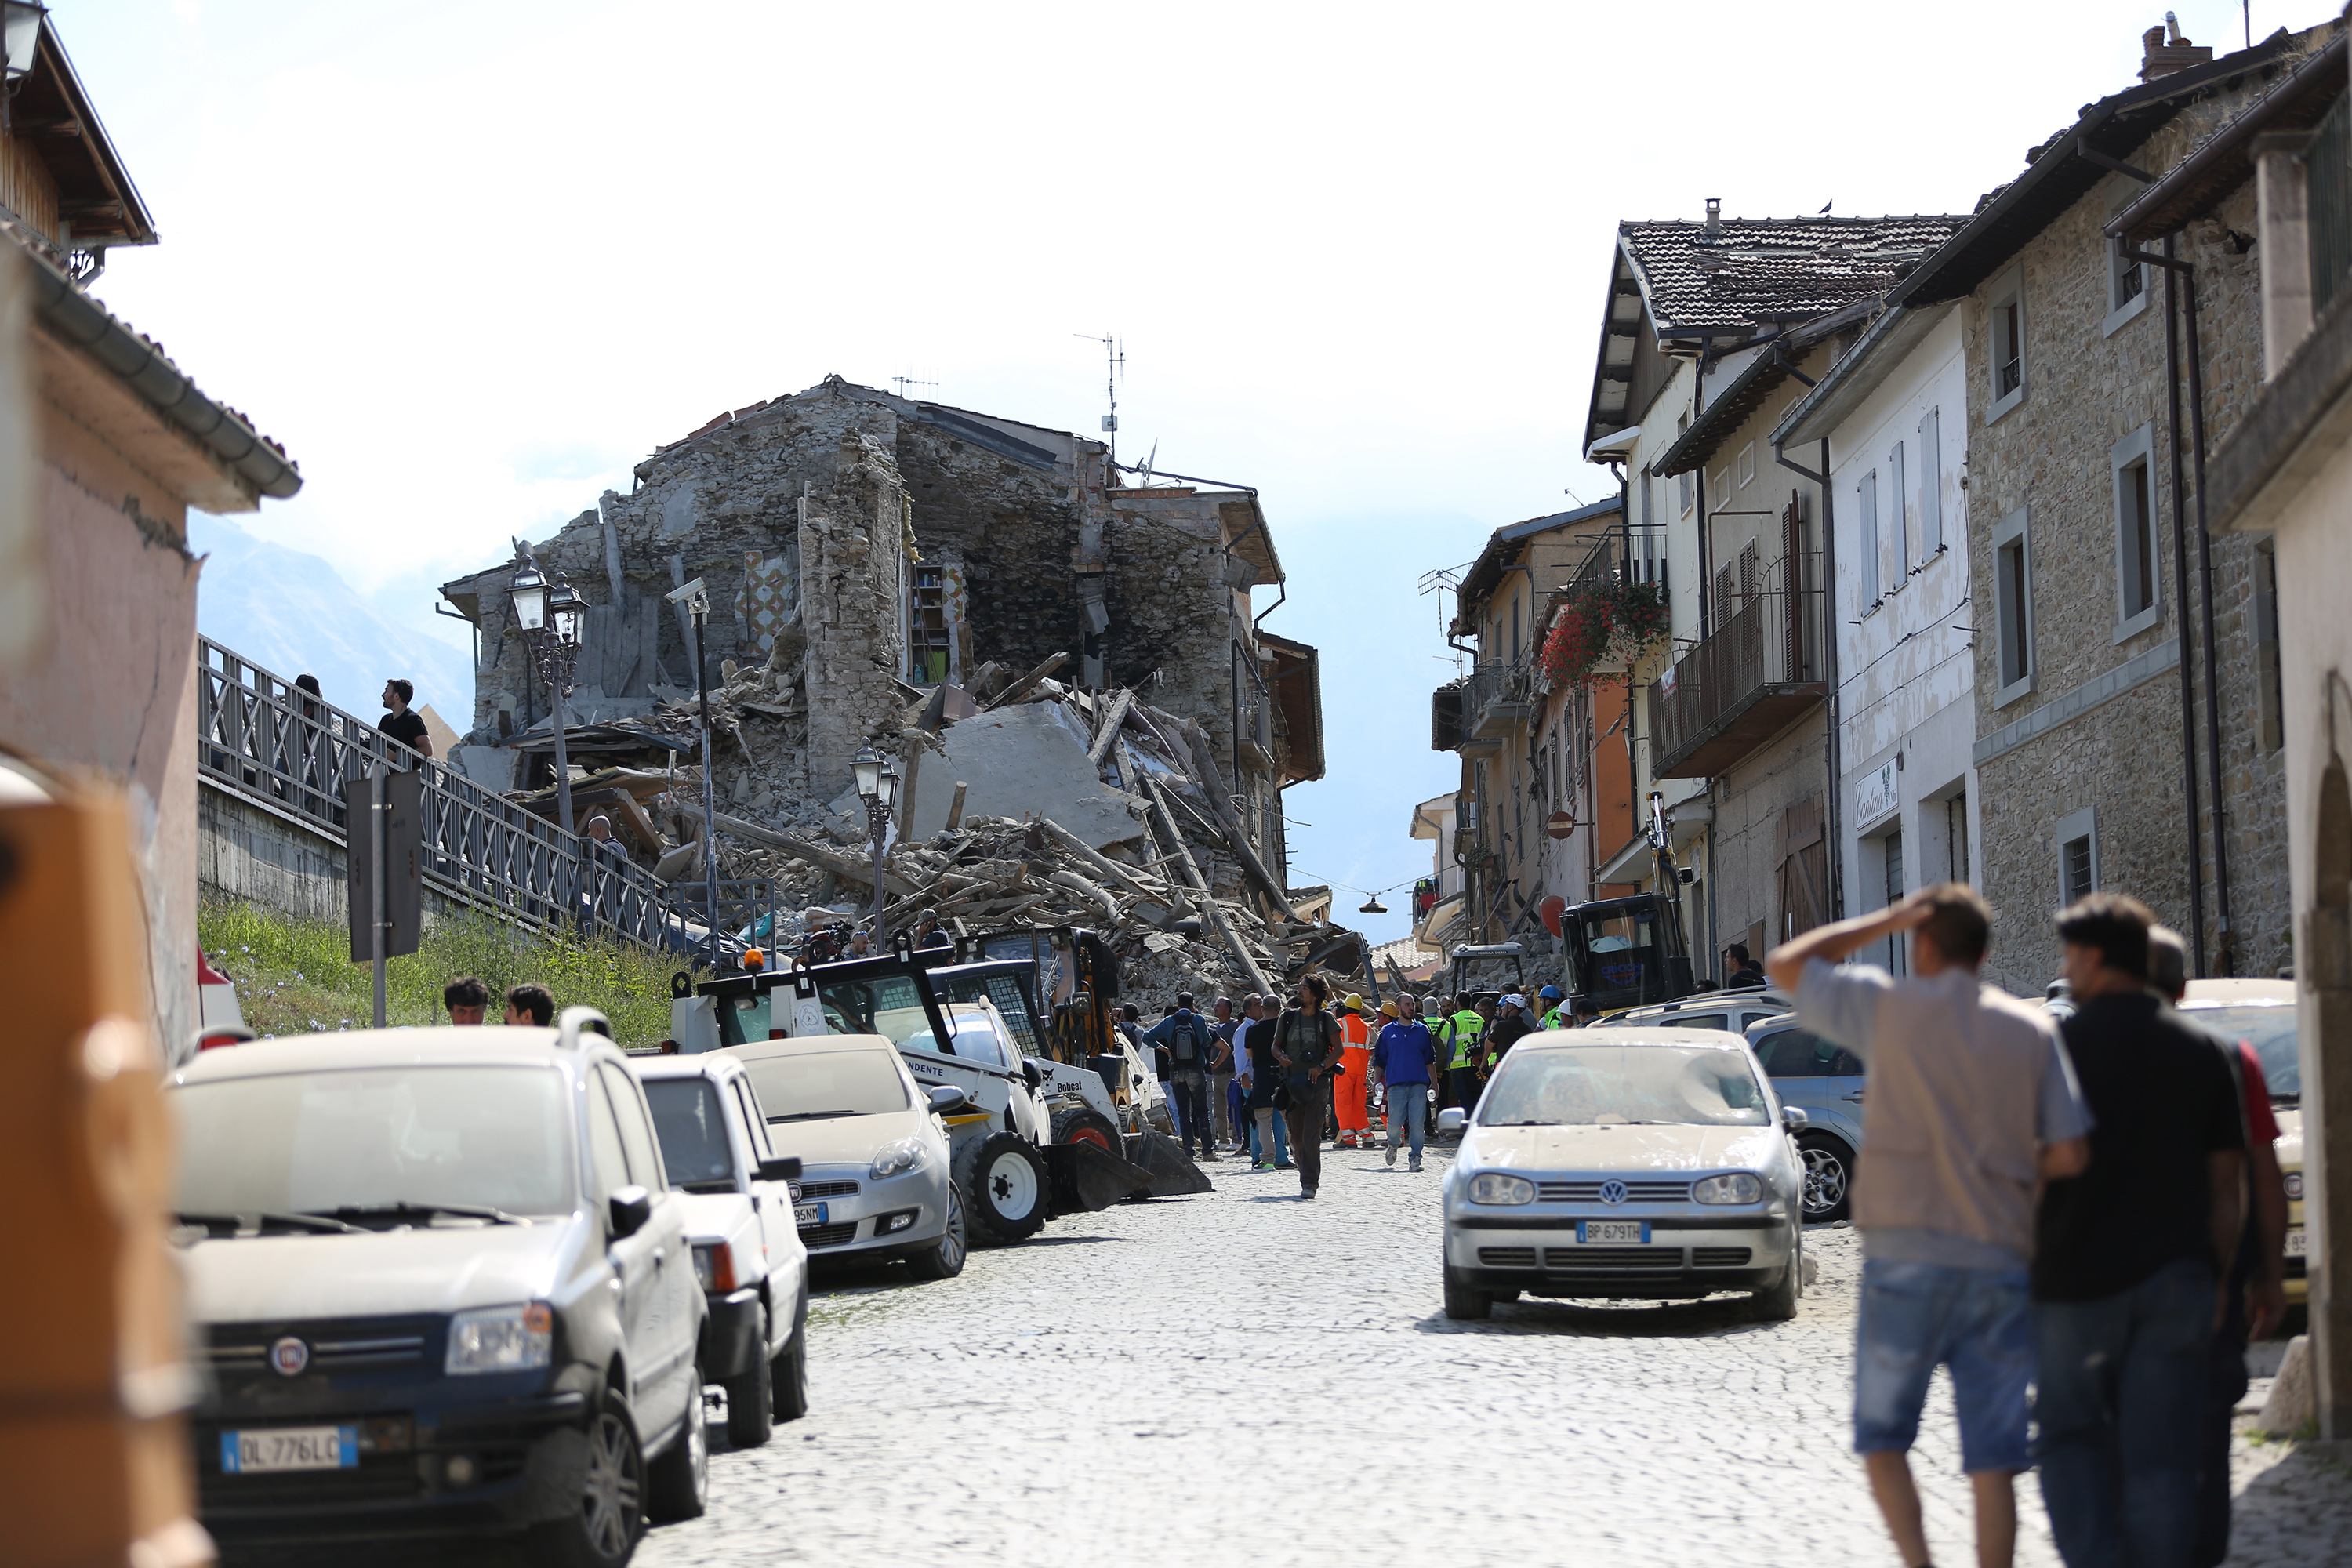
left=518, top=659, right=1367, bottom=1003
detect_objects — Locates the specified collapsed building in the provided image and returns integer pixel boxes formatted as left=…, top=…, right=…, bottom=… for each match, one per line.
left=439, top=376, right=1350, bottom=997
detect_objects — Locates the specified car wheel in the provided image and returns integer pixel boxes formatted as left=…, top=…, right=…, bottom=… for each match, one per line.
left=771, top=1302, right=810, bottom=1423
left=1796, top=1132, right=1855, bottom=1224
left=643, top=1386, right=708, bottom=1523
left=1050, top=1105, right=1124, bottom=1160
left=532, top=1392, right=643, bottom=1568
left=724, top=1305, right=774, bottom=1449
left=1443, top=1266, right=1491, bottom=1322
left=956, top=1131, right=1051, bottom=1246
left=1752, top=1227, right=1802, bottom=1323
left=905, top=1186, right=967, bottom=1280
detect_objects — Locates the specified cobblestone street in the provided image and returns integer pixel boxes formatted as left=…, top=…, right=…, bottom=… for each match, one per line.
left=635, top=1145, right=2351, bottom=1568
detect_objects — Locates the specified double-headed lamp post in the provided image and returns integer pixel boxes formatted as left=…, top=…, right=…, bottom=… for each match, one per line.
left=851, top=744, right=900, bottom=940
left=510, top=554, right=588, bottom=837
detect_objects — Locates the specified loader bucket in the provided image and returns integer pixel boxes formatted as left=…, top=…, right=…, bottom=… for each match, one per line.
left=1040, top=1140, right=1152, bottom=1213
left=1126, top=1127, right=1214, bottom=1197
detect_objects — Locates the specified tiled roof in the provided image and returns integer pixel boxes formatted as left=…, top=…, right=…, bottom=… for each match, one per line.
left=1621, top=216, right=1967, bottom=336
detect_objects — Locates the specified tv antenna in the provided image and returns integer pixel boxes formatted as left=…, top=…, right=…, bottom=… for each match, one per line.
left=1075, top=332, right=1123, bottom=463
left=890, top=373, right=938, bottom=400
left=1418, top=566, right=1466, bottom=677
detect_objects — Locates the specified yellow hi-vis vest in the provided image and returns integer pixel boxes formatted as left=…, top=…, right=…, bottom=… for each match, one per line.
left=1446, top=1011, right=1485, bottom=1069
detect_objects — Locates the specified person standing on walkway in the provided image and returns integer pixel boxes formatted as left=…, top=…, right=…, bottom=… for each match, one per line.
left=1208, top=996, right=1240, bottom=1150
left=503, top=983, right=555, bottom=1027
left=2033, top=895, right=2245, bottom=1568
left=1725, top=942, right=1767, bottom=989
left=1483, top=993, right=1535, bottom=1080
left=1334, top=994, right=1374, bottom=1149
left=378, top=678, right=433, bottom=762
left=1145, top=994, right=1218, bottom=1161
left=1237, top=993, right=1292, bottom=1171
left=1372, top=995, right=1438, bottom=1171
left=444, top=976, right=489, bottom=1026
left=1441, top=996, right=1484, bottom=1120
left=1766, top=884, right=2091, bottom=1568
left=1536, top=985, right=1568, bottom=1031
left=1272, top=975, right=1345, bottom=1199
left=2144, top=926, right=2288, bottom=1568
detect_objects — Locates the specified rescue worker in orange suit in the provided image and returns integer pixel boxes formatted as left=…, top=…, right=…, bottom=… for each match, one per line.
left=1334, top=993, right=1375, bottom=1148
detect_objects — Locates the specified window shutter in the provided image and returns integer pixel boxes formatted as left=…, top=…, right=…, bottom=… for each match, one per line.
left=1889, top=441, right=1908, bottom=575
left=1858, top=472, right=1881, bottom=604
left=1918, top=407, right=1943, bottom=557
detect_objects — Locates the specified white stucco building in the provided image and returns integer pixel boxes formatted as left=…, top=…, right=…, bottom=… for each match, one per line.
left=1777, top=303, right=1983, bottom=973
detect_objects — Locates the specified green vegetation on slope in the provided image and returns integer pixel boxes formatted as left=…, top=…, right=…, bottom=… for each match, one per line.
left=198, top=896, right=705, bottom=1046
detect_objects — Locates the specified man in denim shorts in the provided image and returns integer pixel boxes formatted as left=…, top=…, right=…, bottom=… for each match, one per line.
left=1771, top=884, right=2090, bottom=1568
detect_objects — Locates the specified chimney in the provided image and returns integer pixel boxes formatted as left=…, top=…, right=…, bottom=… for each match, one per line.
left=1703, top=197, right=1722, bottom=241
left=2140, top=13, right=2212, bottom=81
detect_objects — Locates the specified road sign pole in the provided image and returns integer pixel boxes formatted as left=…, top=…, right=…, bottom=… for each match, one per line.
left=371, top=767, right=387, bottom=1029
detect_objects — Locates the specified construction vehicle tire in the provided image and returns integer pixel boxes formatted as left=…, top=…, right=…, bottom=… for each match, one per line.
left=956, top=1131, right=1050, bottom=1246
left=1049, top=1105, right=1124, bottom=1161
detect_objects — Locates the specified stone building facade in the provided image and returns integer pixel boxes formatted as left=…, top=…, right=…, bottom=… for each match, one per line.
left=1886, top=24, right=2311, bottom=990
left=441, top=376, right=1312, bottom=876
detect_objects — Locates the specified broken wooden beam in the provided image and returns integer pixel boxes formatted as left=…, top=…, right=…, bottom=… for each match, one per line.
left=677, top=801, right=918, bottom=897
left=1086, top=689, right=1134, bottom=768
left=981, top=651, right=1070, bottom=710
left=1143, top=775, right=1275, bottom=996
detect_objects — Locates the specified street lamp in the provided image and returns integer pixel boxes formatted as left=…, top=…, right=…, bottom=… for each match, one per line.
left=2, top=5, right=44, bottom=135
left=851, top=744, right=900, bottom=940
left=510, top=551, right=586, bottom=837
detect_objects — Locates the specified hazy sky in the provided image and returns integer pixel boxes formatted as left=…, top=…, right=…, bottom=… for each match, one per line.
left=59, top=0, right=2299, bottom=946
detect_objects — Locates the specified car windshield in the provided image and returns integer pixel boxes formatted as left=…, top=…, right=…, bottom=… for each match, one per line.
left=2181, top=1002, right=2299, bottom=1100
left=173, top=1066, right=575, bottom=1219
left=1479, top=1044, right=1770, bottom=1127
left=642, top=1079, right=736, bottom=1185
left=741, top=1047, right=909, bottom=1122
left=818, top=974, right=935, bottom=1047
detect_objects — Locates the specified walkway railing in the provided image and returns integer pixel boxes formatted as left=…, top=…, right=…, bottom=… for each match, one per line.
left=196, top=638, right=704, bottom=953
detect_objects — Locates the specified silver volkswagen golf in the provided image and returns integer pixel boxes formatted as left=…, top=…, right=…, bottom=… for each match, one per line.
left=1439, top=1027, right=1807, bottom=1322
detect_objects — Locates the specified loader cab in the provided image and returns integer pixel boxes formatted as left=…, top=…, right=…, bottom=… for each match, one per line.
left=673, top=938, right=957, bottom=1055
left=927, top=958, right=1047, bottom=1058
left=1558, top=893, right=1696, bottom=1016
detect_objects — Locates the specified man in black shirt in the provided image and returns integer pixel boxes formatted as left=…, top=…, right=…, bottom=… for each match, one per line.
left=1724, top=942, right=1767, bottom=989
left=2032, top=894, right=2245, bottom=1568
left=379, top=678, right=432, bottom=761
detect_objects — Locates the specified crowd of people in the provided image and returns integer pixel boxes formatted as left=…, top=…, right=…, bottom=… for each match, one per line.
left=1767, top=884, right=2287, bottom=1568
left=1112, top=977, right=1573, bottom=1196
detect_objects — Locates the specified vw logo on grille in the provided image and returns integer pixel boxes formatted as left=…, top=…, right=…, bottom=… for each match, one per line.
left=1598, top=1180, right=1629, bottom=1207
left=267, top=1336, right=310, bottom=1377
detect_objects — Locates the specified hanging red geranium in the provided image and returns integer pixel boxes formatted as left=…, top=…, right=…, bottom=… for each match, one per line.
left=1540, top=594, right=1614, bottom=684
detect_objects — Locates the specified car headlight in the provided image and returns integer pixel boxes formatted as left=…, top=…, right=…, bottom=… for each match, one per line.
left=2285, top=1171, right=2305, bottom=1201
left=1468, top=1173, right=1535, bottom=1206
left=871, top=1138, right=929, bottom=1180
left=1693, top=1173, right=1763, bottom=1205
left=446, top=1302, right=553, bottom=1375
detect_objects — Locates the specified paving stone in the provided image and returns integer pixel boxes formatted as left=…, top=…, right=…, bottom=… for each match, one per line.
left=635, top=1145, right=2350, bottom=1567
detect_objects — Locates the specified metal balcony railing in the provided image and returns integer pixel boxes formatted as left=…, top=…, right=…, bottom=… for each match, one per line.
left=1646, top=552, right=1828, bottom=779
left=197, top=638, right=704, bottom=953
left=1464, top=659, right=1536, bottom=740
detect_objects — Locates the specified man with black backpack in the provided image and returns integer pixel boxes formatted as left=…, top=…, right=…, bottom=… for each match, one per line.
left=1145, top=993, right=1218, bottom=1161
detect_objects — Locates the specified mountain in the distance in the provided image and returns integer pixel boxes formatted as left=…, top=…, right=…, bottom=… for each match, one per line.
left=190, top=517, right=474, bottom=728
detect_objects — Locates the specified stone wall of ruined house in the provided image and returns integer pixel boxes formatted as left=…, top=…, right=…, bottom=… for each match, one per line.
left=1962, top=78, right=2296, bottom=992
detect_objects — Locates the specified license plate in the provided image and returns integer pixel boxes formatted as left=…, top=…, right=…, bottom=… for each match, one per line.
left=1578, top=1221, right=1648, bottom=1244
left=795, top=1203, right=828, bottom=1226
left=220, top=1425, right=357, bottom=1475
left=2286, top=1228, right=2308, bottom=1258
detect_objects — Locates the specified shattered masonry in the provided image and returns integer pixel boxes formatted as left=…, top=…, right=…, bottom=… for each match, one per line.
left=438, top=376, right=1344, bottom=998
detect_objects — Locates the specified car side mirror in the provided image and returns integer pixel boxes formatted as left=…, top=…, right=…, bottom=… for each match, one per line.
left=1022, top=1059, right=1044, bottom=1090
left=1780, top=1105, right=1809, bottom=1132
left=757, top=1156, right=802, bottom=1182
left=927, top=1084, right=970, bottom=1116
left=608, top=1184, right=652, bottom=1240
left=1436, top=1107, right=1467, bottom=1134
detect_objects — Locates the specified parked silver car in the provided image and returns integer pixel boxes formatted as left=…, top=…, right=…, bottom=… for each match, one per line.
left=1437, top=1027, right=1806, bottom=1323
left=722, top=1033, right=968, bottom=1279
left=1744, top=1013, right=1864, bottom=1224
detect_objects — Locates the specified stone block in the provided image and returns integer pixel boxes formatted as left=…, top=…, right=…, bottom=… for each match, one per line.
left=902, top=703, right=1145, bottom=851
